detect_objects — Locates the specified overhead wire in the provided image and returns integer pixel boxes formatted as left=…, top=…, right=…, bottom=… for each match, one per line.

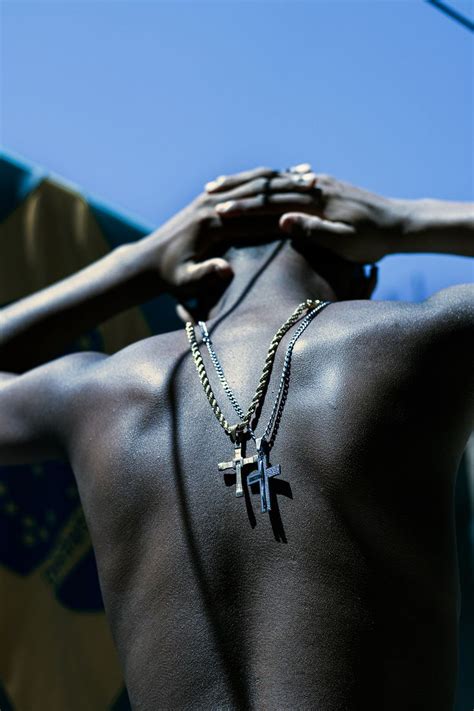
left=425, top=0, right=474, bottom=32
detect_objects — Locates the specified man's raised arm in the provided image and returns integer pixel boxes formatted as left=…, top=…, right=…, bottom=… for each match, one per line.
left=0, top=185, right=231, bottom=463
left=0, top=244, right=161, bottom=373
left=0, top=202, right=222, bottom=374
left=208, top=171, right=473, bottom=262
left=0, top=167, right=318, bottom=465
left=0, top=166, right=315, bottom=374
left=394, top=198, right=474, bottom=257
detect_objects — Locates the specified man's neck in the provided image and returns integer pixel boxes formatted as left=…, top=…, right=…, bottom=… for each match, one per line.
left=207, top=241, right=337, bottom=325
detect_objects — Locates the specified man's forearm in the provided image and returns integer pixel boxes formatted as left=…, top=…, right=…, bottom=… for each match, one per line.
left=395, top=199, right=474, bottom=257
left=0, top=240, right=162, bottom=373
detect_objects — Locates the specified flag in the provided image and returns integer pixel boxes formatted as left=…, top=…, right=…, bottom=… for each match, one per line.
left=0, top=151, right=179, bottom=710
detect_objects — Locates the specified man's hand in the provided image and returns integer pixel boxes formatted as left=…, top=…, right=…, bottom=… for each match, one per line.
left=0, top=165, right=318, bottom=371
left=213, top=171, right=473, bottom=263
left=212, top=172, right=404, bottom=263
left=279, top=176, right=406, bottom=263
left=141, top=165, right=318, bottom=299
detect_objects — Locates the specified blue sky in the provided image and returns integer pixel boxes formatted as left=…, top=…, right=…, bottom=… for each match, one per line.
left=1, top=0, right=472, bottom=300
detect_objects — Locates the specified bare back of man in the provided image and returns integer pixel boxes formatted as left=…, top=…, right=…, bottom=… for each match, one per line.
left=2, top=168, right=472, bottom=710
left=66, top=291, right=470, bottom=710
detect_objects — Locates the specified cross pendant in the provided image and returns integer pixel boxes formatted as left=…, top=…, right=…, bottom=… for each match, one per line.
left=247, top=437, right=281, bottom=513
left=218, top=443, right=258, bottom=497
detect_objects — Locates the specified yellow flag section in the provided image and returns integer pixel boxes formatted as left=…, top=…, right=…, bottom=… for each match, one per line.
left=0, top=176, right=151, bottom=710
left=0, top=177, right=151, bottom=350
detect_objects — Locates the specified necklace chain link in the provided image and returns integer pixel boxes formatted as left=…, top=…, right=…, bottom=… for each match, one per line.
left=186, top=299, right=329, bottom=445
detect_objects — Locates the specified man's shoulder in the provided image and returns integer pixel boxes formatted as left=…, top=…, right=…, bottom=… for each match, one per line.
left=302, top=288, right=473, bottom=393
left=312, top=298, right=417, bottom=352
left=71, top=283, right=474, bottom=399
left=328, top=285, right=473, bottom=343
left=69, top=328, right=188, bottom=400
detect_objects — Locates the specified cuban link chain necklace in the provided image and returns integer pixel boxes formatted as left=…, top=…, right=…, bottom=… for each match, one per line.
left=185, top=299, right=330, bottom=512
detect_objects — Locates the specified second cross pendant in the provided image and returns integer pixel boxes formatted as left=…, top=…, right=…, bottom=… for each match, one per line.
left=247, top=437, right=281, bottom=514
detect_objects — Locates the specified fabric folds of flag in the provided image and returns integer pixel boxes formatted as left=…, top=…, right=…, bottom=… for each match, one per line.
left=0, top=152, right=178, bottom=711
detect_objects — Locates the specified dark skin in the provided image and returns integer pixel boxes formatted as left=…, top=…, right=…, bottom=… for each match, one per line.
left=1, top=166, right=473, bottom=709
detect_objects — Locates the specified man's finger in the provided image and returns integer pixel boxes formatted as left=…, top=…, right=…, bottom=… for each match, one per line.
left=215, top=192, right=317, bottom=217
left=205, top=166, right=276, bottom=193
left=279, top=213, right=355, bottom=237
left=175, top=258, right=235, bottom=322
left=288, top=163, right=312, bottom=174
left=217, top=173, right=316, bottom=202
left=176, top=257, right=234, bottom=289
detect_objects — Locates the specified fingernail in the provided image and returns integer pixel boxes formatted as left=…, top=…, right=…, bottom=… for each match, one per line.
left=216, top=264, right=233, bottom=279
left=215, top=201, right=235, bottom=213
left=294, top=172, right=316, bottom=187
left=280, top=216, right=294, bottom=233
left=289, top=163, right=312, bottom=174
left=205, top=175, right=226, bottom=192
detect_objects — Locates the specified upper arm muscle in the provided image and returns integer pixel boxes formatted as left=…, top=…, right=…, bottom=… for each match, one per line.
left=0, top=352, right=105, bottom=466
left=420, top=283, right=474, bottom=437
left=424, top=283, right=474, bottom=326
left=422, top=284, right=474, bottom=356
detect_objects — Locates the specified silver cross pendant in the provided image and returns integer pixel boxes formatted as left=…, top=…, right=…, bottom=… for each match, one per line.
left=247, top=437, right=281, bottom=513
left=218, top=442, right=258, bottom=497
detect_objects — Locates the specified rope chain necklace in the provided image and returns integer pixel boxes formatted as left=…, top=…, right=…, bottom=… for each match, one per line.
left=185, top=299, right=330, bottom=513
